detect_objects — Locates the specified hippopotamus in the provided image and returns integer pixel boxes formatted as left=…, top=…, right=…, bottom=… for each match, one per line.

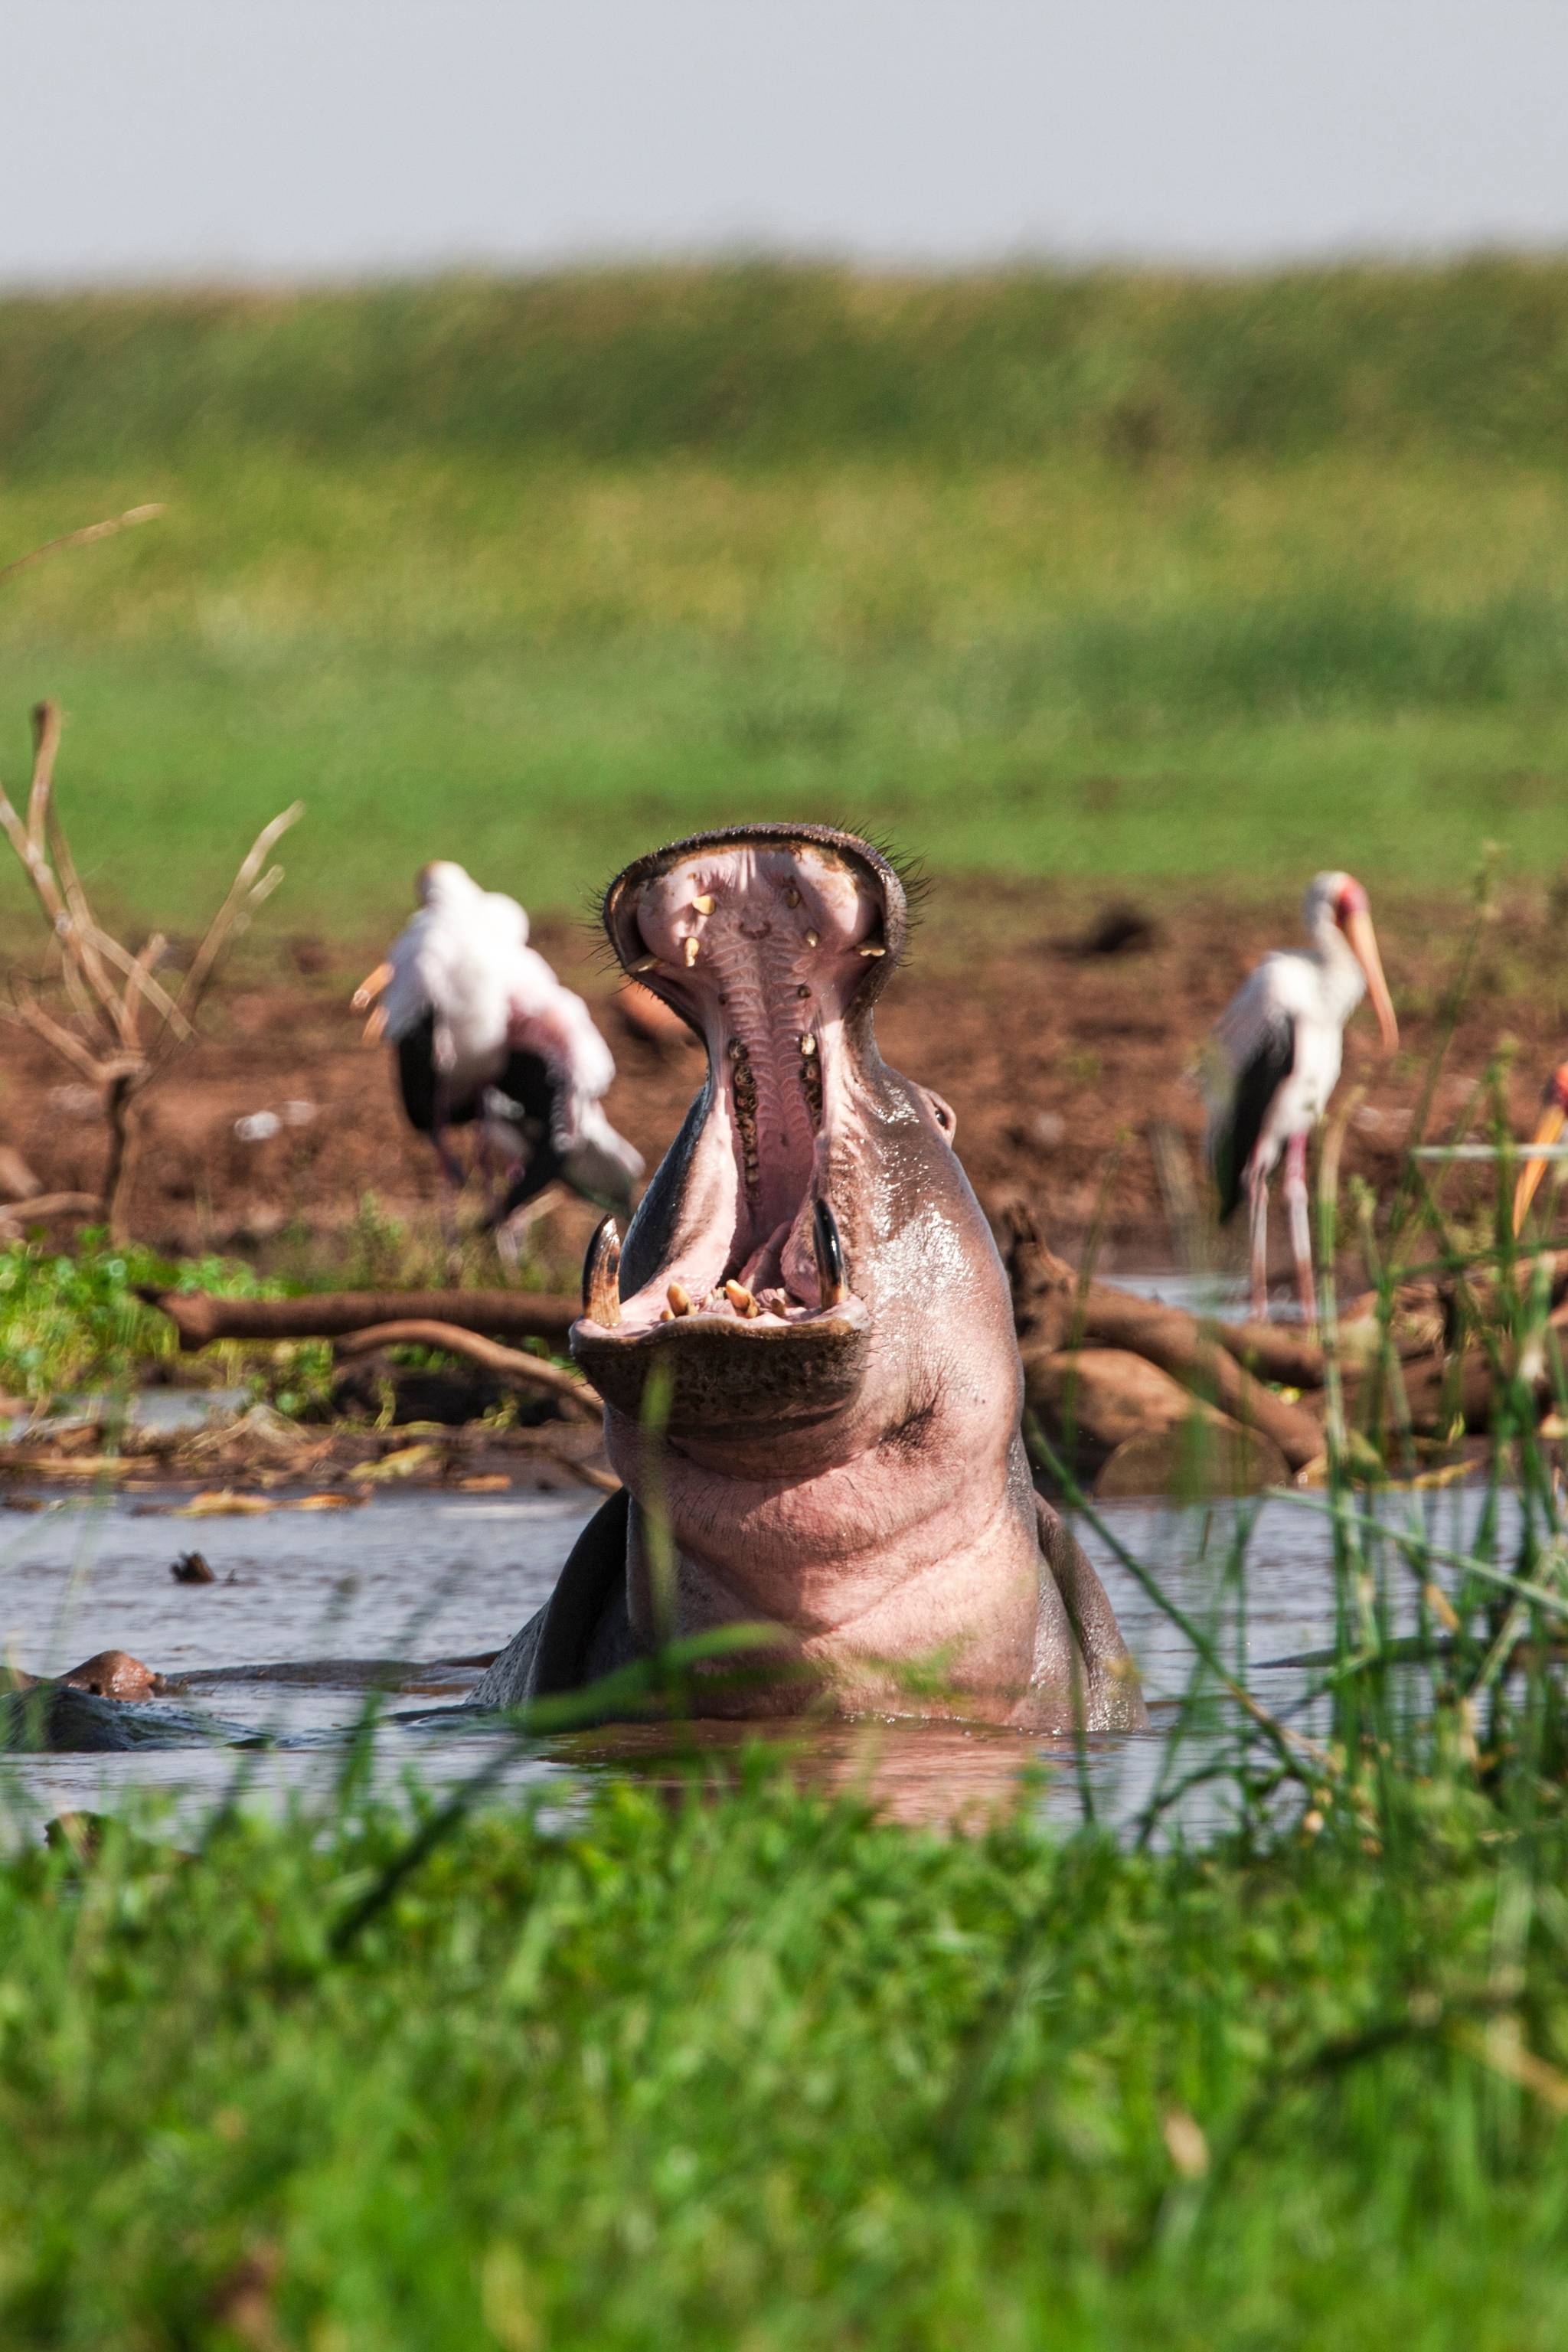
left=476, top=825, right=1145, bottom=1732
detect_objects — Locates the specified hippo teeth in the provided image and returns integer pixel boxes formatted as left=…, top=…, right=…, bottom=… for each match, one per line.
left=583, top=1216, right=622, bottom=1328
left=812, top=1200, right=848, bottom=1308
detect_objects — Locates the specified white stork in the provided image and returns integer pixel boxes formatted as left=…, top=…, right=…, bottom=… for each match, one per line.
left=1204, top=871, right=1399, bottom=1325
left=352, top=861, right=643, bottom=1238
left=1512, top=1063, right=1568, bottom=1233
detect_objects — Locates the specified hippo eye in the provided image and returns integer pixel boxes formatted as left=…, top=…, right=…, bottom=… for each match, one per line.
left=920, top=1088, right=958, bottom=1144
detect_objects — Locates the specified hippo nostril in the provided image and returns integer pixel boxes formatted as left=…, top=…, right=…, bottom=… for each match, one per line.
left=813, top=1199, right=848, bottom=1308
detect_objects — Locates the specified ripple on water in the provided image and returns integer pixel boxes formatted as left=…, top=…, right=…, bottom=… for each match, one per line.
left=0, top=1479, right=1512, bottom=1838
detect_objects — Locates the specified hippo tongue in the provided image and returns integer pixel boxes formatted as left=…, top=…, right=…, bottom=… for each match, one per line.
left=609, top=835, right=887, bottom=1328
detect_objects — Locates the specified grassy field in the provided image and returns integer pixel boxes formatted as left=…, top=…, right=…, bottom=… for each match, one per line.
left=2, top=1769, right=1566, bottom=2350
left=2, top=263, right=1567, bottom=928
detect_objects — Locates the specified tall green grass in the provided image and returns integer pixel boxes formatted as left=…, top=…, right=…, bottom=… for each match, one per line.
left=4, top=1770, right=1567, bottom=2350
left=4, top=260, right=1568, bottom=469
left=2, top=263, right=1566, bottom=922
left=8, top=975, right=1568, bottom=2342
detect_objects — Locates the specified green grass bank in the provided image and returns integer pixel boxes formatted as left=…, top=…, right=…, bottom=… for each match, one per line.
left=2, top=1772, right=1566, bottom=2350
left=2, top=262, right=1566, bottom=924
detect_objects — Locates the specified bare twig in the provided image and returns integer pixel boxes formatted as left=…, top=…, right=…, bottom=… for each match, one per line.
left=332, top=1320, right=599, bottom=1417
left=0, top=505, right=165, bottom=592
left=175, top=802, right=304, bottom=1029
left=0, top=703, right=300, bottom=1237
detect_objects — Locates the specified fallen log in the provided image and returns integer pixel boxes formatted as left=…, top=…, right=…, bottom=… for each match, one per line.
left=141, top=1288, right=578, bottom=1352
left=1024, top=1348, right=1289, bottom=1496
left=0, top=1190, right=100, bottom=1228
left=1006, top=1222, right=1324, bottom=1471
left=332, top=1321, right=598, bottom=1419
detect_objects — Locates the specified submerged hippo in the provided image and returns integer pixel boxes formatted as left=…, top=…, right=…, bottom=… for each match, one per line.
left=477, top=824, right=1145, bottom=1731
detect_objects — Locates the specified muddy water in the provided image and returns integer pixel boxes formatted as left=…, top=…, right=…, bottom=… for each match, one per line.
left=0, top=1480, right=1512, bottom=1838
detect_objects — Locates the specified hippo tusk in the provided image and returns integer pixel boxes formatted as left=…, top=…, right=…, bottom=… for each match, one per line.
left=813, top=1199, right=848, bottom=1308
left=583, top=1217, right=622, bottom=1328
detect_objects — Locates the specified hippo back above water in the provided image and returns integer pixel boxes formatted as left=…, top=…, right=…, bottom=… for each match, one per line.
left=477, top=824, right=1145, bottom=1733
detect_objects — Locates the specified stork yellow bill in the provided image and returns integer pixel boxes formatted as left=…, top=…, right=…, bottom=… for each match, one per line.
left=1336, top=881, right=1400, bottom=1058
left=1514, top=1065, right=1568, bottom=1233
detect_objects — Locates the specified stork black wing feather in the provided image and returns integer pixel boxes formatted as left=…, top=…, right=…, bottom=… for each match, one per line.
left=1213, top=1014, right=1296, bottom=1223
left=395, top=1010, right=443, bottom=1137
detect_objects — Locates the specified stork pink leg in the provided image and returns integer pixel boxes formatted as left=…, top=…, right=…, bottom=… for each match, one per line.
left=1246, top=1157, right=1271, bottom=1321
left=1282, top=1130, right=1317, bottom=1333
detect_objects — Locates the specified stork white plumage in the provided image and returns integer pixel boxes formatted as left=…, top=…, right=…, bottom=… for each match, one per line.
left=1204, top=871, right=1399, bottom=1326
left=352, top=861, right=643, bottom=1239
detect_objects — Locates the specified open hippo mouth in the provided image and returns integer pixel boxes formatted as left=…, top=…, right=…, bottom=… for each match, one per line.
left=570, top=825, right=908, bottom=1434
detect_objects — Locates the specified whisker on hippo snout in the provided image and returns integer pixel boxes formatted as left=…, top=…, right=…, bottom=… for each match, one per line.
left=813, top=1199, right=848, bottom=1308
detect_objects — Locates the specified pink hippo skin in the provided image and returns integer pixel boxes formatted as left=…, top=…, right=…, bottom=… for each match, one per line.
left=475, top=825, right=1145, bottom=1732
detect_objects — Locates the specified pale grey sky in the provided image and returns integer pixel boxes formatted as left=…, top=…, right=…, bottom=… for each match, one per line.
left=4, top=0, right=1564, bottom=282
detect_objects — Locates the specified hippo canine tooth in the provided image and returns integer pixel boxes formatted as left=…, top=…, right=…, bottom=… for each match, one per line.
left=812, top=1199, right=848, bottom=1308
left=583, top=1216, right=622, bottom=1328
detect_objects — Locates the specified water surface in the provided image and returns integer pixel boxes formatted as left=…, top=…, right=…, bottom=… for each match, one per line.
left=0, top=1477, right=1511, bottom=1837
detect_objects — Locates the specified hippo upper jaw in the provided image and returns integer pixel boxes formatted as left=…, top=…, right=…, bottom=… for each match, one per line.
left=570, top=826, right=904, bottom=1438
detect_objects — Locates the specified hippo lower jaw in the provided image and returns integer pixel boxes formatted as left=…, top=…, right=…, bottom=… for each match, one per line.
left=570, top=828, right=893, bottom=1436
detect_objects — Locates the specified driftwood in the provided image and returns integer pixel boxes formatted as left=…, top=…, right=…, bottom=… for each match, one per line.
left=332, top=1321, right=597, bottom=1418
left=143, top=1288, right=578, bottom=1352
left=1025, top=1348, right=1290, bottom=1497
left=1006, top=1219, right=1324, bottom=1472
left=0, top=1191, right=99, bottom=1228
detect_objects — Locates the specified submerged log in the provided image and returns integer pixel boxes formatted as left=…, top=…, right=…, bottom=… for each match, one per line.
left=142, top=1288, right=578, bottom=1352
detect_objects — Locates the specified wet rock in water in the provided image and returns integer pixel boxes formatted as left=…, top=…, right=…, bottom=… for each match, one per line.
left=172, top=1549, right=216, bottom=1583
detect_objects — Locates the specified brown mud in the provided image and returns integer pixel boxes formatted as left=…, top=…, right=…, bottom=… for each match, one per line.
left=3, top=879, right=1561, bottom=1277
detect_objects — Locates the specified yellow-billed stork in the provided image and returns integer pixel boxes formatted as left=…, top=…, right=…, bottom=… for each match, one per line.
left=1204, top=871, right=1398, bottom=1325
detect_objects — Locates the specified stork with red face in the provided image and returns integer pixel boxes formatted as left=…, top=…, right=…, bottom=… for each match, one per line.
left=1204, top=871, right=1400, bottom=1328
left=1512, top=1064, right=1568, bottom=1235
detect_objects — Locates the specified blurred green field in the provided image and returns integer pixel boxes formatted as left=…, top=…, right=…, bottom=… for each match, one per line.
left=2, top=263, right=1567, bottom=926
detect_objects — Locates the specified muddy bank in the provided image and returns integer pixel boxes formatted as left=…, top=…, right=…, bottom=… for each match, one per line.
left=2, top=879, right=1560, bottom=1276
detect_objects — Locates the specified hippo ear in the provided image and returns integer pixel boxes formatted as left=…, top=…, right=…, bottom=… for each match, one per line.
left=919, top=1087, right=958, bottom=1145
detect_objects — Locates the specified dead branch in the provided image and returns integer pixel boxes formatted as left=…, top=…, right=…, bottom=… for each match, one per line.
left=0, top=1191, right=99, bottom=1230
left=0, top=701, right=301, bottom=1237
left=139, top=1289, right=579, bottom=1352
left=332, top=1321, right=598, bottom=1417
left=1004, top=1214, right=1325, bottom=1471
left=175, top=802, right=303, bottom=1034
left=0, top=504, right=165, bottom=593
